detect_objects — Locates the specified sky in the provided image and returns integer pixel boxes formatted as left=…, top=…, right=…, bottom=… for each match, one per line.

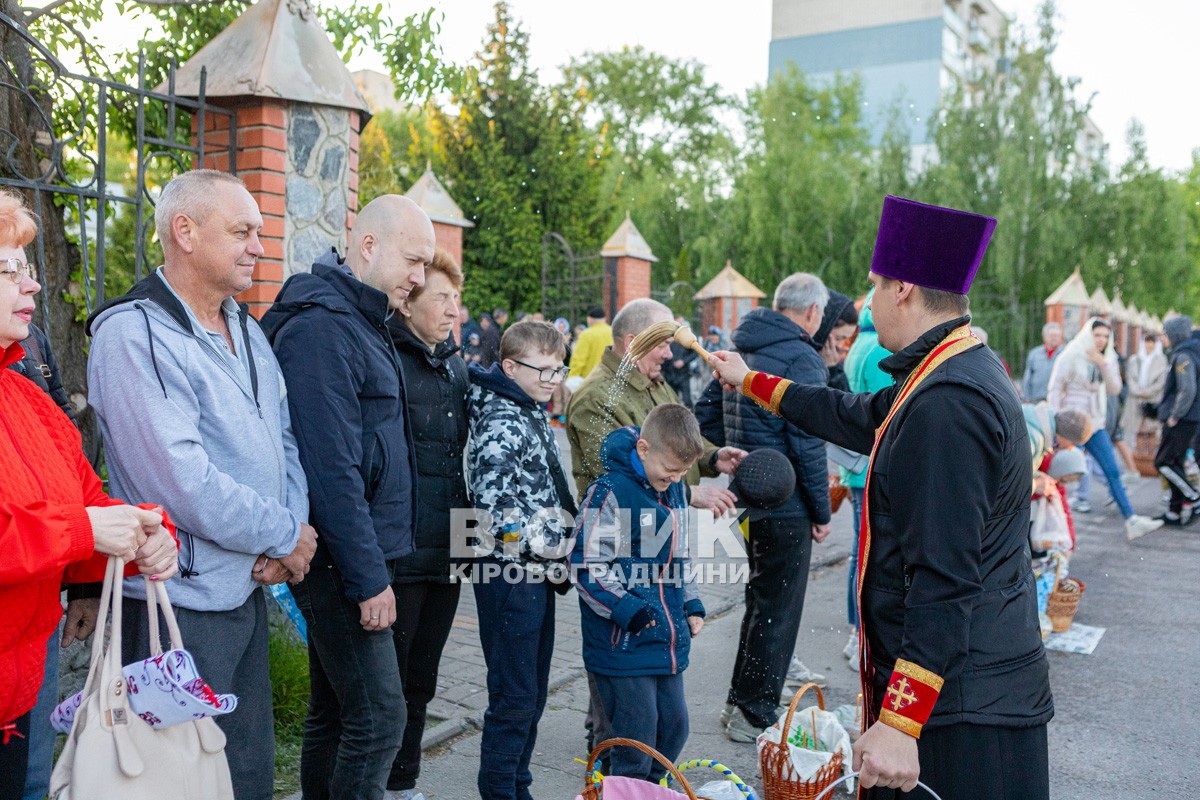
left=352, top=0, right=1197, bottom=173
left=83, top=0, right=1198, bottom=172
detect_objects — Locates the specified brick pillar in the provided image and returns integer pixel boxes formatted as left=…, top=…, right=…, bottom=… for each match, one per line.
left=433, top=222, right=463, bottom=267
left=192, top=100, right=363, bottom=318
left=602, top=255, right=652, bottom=320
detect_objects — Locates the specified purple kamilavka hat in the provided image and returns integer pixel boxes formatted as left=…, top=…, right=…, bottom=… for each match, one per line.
left=869, top=195, right=997, bottom=294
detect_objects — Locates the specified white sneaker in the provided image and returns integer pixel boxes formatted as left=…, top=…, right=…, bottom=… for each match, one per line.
left=720, top=702, right=735, bottom=727
left=1126, top=514, right=1163, bottom=541
left=847, top=645, right=860, bottom=673
left=725, top=710, right=766, bottom=743
left=1071, top=499, right=1092, bottom=514
left=784, top=657, right=828, bottom=688
left=386, top=791, right=426, bottom=800
left=843, top=632, right=859, bottom=660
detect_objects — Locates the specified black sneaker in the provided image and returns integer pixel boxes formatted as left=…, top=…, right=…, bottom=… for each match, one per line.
left=1156, top=513, right=1184, bottom=527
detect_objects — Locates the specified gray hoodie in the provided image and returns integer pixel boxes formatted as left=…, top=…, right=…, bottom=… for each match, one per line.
left=87, top=270, right=308, bottom=611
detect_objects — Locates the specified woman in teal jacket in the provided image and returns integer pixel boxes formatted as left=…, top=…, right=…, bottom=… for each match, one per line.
left=838, top=292, right=892, bottom=668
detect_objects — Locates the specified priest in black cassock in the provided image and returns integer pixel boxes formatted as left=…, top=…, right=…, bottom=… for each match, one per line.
left=710, top=196, right=1052, bottom=800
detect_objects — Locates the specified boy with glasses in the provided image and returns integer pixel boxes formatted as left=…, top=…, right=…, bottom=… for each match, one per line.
left=467, top=320, right=577, bottom=800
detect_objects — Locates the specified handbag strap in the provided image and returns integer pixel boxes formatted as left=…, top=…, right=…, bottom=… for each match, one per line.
left=144, top=576, right=185, bottom=655
left=77, top=555, right=120, bottom=703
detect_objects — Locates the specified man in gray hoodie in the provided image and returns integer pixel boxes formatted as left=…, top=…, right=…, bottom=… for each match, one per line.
left=87, top=169, right=317, bottom=800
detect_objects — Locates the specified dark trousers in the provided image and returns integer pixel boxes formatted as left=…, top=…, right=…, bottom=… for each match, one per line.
left=1155, top=420, right=1200, bottom=513
left=591, top=672, right=688, bottom=782
left=387, top=581, right=462, bottom=792
left=22, top=623, right=59, bottom=800
left=864, top=723, right=1049, bottom=800
left=728, top=515, right=813, bottom=729
left=474, top=567, right=555, bottom=800
left=292, top=563, right=406, bottom=800
left=123, top=589, right=274, bottom=800
left=0, top=712, right=30, bottom=799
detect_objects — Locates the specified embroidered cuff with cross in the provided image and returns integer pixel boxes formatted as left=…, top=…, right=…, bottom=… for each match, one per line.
left=878, top=658, right=944, bottom=738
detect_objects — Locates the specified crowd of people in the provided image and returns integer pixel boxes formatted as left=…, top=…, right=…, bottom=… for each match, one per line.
left=3, top=173, right=1197, bottom=800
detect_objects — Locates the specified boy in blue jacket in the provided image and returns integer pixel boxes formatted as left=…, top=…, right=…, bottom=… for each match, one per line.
left=569, top=404, right=707, bottom=781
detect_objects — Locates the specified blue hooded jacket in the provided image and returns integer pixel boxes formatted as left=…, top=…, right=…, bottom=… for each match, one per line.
left=569, top=427, right=704, bottom=677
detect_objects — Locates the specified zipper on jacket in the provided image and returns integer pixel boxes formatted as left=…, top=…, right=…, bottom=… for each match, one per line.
left=657, top=496, right=678, bottom=675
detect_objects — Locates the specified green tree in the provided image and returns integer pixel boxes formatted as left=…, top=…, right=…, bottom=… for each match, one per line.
left=561, top=46, right=736, bottom=291
left=729, top=65, right=876, bottom=295
left=429, top=2, right=610, bottom=316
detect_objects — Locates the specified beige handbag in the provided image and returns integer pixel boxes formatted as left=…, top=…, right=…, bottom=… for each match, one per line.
left=50, top=556, right=235, bottom=799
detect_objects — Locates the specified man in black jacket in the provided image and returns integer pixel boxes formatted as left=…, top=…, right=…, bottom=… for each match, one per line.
left=1154, top=316, right=1200, bottom=526
left=710, top=196, right=1051, bottom=800
left=262, top=194, right=431, bottom=800
left=694, top=273, right=833, bottom=743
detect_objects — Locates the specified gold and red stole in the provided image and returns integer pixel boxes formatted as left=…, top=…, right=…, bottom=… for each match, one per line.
left=856, top=324, right=980, bottom=737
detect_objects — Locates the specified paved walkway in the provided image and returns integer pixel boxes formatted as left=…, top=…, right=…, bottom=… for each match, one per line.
left=418, top=427, right=855, bottom=749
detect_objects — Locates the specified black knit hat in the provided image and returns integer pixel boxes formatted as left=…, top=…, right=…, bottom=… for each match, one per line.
left=730, top=449, right=796, bottom=518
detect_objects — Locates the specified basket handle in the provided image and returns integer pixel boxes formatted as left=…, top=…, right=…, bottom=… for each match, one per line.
left=812, top=772, right=943, bottom=800
left=780, top=681, right=826, bottom=739
left=584, top=738, right=697, bottom=799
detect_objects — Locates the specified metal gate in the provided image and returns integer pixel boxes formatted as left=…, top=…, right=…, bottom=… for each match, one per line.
left=540, top=231, right=609, bottom=326
left=0, top=8, right=235, bottom=458
left=0, top=9, right=235, bottom=331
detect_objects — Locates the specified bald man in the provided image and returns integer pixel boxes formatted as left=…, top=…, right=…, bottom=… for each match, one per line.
left=262, top=194, right=434, bottom=800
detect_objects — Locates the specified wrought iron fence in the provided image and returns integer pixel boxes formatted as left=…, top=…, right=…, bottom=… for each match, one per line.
left=0, top=9, right=235, bottom=334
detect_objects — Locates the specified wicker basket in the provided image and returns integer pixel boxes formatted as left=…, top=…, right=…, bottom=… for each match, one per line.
left=1047, top=577, right=1085, bottom=633
left=759, top=683, right=843, bottom=800
left=1133, top=428, right=1161, bottom=478
left=580, top=738, right=696, bottom=800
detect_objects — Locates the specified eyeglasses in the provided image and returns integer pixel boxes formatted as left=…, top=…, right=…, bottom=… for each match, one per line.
left=0, top=258, right=36, bottom=285
left=511, top=359, right=569, bottom=383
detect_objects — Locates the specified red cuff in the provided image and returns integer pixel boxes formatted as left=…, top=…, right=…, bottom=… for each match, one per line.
left=63, top=505, right=94, bottom=563
left=740, top=370, right=793, bottom=416
left=878, top=659, right=944, bottom=738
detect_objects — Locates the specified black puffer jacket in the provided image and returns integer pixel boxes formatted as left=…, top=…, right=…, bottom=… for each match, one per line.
left=695, top=307, right=831, bottom=524
left=389, top=320, right=470, bottom=582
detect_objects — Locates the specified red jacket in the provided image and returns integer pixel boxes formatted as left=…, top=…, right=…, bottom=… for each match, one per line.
left=0, top=342, right=174, bottom=725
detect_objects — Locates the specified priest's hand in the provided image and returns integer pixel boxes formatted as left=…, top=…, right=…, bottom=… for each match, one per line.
left=853, top=720, right=919, bottom=792
left=709, top=351, right=751, bottom=390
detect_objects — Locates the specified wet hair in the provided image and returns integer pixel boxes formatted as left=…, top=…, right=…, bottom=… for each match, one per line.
left=154, top=169, right=246, bottom=246
left=409, top=247, right=463, bottom=301
left=0, top=189, right=38, bottom=248
left=640, top=404, right=705, bottom=463
left=499, top=320, right=566, bottom=363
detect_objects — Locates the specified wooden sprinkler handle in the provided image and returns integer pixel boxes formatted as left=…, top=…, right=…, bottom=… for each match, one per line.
left=673, top=326, right=713, bottom=362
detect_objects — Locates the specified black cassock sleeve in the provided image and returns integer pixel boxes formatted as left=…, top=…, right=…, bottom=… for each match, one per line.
left=776, top=380, right=899, bottom=456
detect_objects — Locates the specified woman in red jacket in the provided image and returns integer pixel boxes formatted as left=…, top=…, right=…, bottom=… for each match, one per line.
left=0, top=190, right=178, bottom=794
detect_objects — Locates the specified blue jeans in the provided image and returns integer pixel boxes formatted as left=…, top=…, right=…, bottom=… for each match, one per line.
left=22, top=624, right=59, bottom=800
left=592, top=672, right=688, bottom=781
left=1082, top=429, right=1134, bottom=518
left=847, top=488, right=864, bottom=627
left=292, top=562, right=406, bottom=800
left=474, top=565, right=555, bottom=800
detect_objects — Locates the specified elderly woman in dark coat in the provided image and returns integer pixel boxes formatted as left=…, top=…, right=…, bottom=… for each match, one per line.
left=385, top=248, right=471, bottom=800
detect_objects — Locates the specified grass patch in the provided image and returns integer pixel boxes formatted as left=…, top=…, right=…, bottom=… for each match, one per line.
left=269, top=616, right=309, bottom=797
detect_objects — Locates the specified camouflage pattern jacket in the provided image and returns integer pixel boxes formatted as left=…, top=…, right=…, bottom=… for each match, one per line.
left=467, top=364, right=577, bottom=574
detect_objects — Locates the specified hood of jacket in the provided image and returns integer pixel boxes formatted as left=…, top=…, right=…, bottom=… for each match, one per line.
left=857, top=298, right=875, bottom=332
left=813, top=290, right=854, bottom=350
left=730, top=307, right=814, bottom=355
left=1171, top=336, right=1200, bottom=360
left=259, top=249, right=391, bottom=341
left=468, top=363, right=539, bottom=410
left=598, top=425, right=645, bottom=485
left=87, top=269, right=197, bottom=337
